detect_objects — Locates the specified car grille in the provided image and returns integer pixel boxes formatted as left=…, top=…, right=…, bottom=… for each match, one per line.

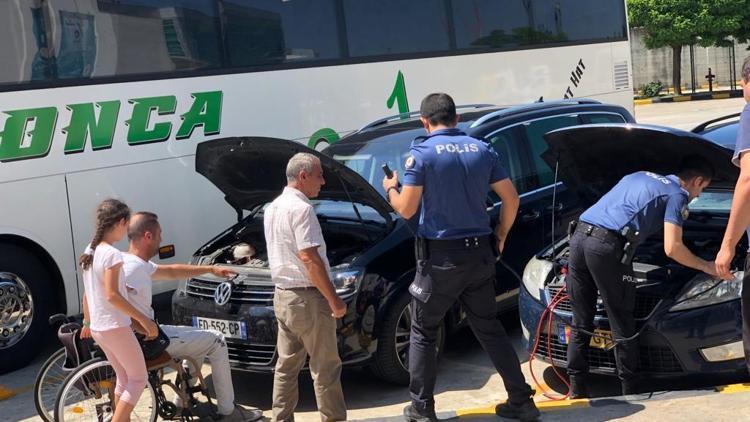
left=186, top=277, right=275, bottom=305
left=535, top=334, right=683, bottom=373
left=226, top=341, right=276, bottom=367
left=546, top=285, right=661, bottom=319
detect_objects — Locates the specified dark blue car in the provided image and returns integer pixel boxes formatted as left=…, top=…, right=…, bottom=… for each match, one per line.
left=519, top=115, right=748, bottom=378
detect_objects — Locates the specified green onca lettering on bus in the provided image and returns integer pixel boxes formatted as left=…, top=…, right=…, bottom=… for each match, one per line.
left=125, top=95, right=177, bottom=145
left=0, top=107, right=58, bottom=162
left=307, top=128, right=340, bottom=149
left=386, top=70, right=410, bottom=118
left=63, top=101, right=121, bottom=154
left=176, top=91, right=223, bottom=140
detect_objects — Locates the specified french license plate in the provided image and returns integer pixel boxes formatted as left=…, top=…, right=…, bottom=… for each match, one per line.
left=589, top=328, right=614, bottom=350
left=192, top=316, right=247, bottom=340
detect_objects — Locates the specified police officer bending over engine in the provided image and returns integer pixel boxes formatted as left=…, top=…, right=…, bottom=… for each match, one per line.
left=566, top=156, right=716, bottom=398
left=383, top=93, right=540, bottom=422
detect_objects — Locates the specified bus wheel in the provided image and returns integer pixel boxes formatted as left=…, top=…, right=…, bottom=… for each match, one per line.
left=0, top=244, right=55, bottom=374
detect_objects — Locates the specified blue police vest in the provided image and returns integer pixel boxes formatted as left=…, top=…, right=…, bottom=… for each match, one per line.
left=402, top=128, right=508, bottom=239
left=579, top=172, right=689, bottom=240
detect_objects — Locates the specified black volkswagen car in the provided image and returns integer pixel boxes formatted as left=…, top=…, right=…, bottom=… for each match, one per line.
left=519, top=120, right=748, bottom=380
left=172, top=99, right=634, bottom=384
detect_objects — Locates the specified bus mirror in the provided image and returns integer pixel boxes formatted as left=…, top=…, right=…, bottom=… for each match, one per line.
left=159, top=245, right=176, bottom=259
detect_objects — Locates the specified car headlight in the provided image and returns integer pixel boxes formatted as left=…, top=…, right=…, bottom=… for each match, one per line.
left=669, top=271, right=743, bottom=312
left=331, top=266, right=364, bottom=298
left=522, top=257, right=553, bottom=301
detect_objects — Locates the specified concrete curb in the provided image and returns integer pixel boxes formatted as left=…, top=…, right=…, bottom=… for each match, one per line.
left=634, top=90, right=742, bottom=106
left=351, top=382, right=750, bottom=421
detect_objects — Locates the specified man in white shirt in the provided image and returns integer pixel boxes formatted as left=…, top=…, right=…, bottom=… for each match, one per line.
left=264, top=153, right=347, bottom=422
left=122, top=212, right=262, bottom=422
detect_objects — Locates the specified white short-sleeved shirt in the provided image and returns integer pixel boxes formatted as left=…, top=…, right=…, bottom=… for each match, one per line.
left=122, top=253, right=158, bottom=319
left=264, top=187, right=330, bottom=288
left=82, top=243, right=131, bottom=331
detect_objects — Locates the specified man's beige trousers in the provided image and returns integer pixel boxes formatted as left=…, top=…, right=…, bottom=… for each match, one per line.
left=272, top=288, right=347, bottom=422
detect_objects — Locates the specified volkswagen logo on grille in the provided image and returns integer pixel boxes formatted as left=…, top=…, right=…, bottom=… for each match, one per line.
left=214, top=281, right=233, bottom=306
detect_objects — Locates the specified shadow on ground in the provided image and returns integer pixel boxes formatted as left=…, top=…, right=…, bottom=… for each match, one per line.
left=231, top=315, right=525, bottom=414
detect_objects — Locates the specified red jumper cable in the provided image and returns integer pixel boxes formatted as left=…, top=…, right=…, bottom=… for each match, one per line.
left=527, top=268, right=574, bottom=401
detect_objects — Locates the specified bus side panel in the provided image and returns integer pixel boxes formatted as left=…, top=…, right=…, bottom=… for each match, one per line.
left=65, top=155, right=235, bottom=294
left=0, top=175, right=79, bottom=314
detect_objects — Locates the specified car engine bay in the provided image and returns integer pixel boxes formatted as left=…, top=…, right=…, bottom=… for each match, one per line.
left=197, top=215, right=387, bottom=269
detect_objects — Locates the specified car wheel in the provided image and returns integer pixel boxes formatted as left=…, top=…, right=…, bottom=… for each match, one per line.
left=0, top=244, right=56, bottom=374
left=369, top=292, right=444, bottom=385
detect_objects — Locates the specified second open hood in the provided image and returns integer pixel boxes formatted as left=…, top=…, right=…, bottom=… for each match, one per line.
left=542, top=124, right=738, bottom=206
left=195, top=137, right=393, bottom=222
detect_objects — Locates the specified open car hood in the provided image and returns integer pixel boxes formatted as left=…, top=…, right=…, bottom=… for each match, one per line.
left=196, top=137, right=393, bottom=222
left=542, top=124, right=738, bottom=205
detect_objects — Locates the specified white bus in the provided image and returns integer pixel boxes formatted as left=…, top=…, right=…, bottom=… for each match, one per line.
left=0, top=0, right=632, bottom=372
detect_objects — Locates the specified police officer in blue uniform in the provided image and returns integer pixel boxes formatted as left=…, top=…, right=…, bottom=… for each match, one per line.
left=383, top=93, right=540, bottom=422
left=566, top=157, right=716, bottom=398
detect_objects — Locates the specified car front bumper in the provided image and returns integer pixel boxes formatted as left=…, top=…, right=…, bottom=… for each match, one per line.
left=519, top=282, right=745, bottom=377
left=172, top=286, right=373, bottom=372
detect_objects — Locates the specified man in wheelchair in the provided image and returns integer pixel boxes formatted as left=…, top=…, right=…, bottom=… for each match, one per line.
left=122, top=212, right=263, bottom=422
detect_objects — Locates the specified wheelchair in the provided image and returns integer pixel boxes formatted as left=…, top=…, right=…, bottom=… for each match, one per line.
left=36, top=314, right=222, bottom=421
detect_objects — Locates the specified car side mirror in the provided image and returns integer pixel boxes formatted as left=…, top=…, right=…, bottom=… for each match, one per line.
left=159, top=244, right=175, bottom=259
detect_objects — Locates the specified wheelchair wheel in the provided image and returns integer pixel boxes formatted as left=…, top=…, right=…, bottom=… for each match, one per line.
left=54, top=358, right=158, bottom=422
left=34, top=347, right=68, bottom=422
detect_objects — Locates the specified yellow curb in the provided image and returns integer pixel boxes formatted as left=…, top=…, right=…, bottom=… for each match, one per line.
left=712, top=92, right=730, bottom=99
left=716, top=383, right=750, bottom=394
left=456, top=398, right=589, bottom=417
left=634, top=98, right=653, bottom=106
left=536, top=398, right=589, bottom=410
left=673, top=95, right=692, bottom=102
left=0, top=385, right=16, bottom=401
left=456, top=406, right=497, bottom=417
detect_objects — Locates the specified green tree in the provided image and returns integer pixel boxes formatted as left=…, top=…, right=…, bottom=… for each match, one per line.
left=628, top=0, right=744, bottom=94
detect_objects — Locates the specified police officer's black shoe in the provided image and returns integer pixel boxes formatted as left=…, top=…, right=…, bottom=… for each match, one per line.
left=494, top=399, right=541, bottom=422
left=403, top=404, right=439, bottom=422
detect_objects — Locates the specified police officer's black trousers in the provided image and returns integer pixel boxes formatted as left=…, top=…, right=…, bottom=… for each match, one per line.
left=408, top=246, right=533, bottom=412
left=566, top=231, right=638, bottom=386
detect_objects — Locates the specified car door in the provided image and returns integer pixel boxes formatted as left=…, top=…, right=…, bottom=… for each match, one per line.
left=484, top=125, right=539, bottom=295
left=518, top=114, right=582, bottom=250
left=523, top=111, right=630, bottom=246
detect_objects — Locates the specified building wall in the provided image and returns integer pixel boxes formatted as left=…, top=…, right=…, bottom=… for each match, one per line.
left=630, top=27, right=749, bottom=92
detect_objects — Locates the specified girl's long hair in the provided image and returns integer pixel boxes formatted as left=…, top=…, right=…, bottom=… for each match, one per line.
left=79, top=199, right=131, bottom=270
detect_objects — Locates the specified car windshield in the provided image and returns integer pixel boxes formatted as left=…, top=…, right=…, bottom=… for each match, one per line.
left=326, top=123, right=473, bottom=197
left=311, top=200, right=386, bottom=224
left=689, top=190, right=732, bottom=213
left=257, top=200, right=386, bottom=224
left=326, top=131, right=413, bottom=196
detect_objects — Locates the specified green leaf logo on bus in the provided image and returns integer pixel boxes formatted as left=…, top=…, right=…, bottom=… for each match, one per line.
left=0, top=91, right=222, bottom=162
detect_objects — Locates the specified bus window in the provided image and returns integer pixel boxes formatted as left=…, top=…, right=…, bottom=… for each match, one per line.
left=97, top=0, right=223, bottom=75
left=224, top=0, right=342, bottom=67
left=343, top=0, right=451, bottom=57
left=451, top=0, right=627, bottom=50
left=0, top=0, right=224, bottom=86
